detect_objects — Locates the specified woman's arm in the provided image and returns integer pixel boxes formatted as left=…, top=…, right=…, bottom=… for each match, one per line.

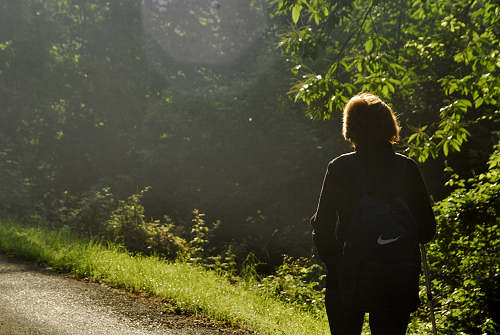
left=311, top=160, right=342, bottom=266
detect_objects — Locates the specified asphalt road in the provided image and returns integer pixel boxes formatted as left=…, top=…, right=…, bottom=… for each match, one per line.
left=0, top=254, right=250, bottom=335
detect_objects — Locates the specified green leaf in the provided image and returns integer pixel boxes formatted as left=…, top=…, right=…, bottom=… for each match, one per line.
left=450, top=139, right=461, bottom=152
left=292, top=5, right=303, bottom=24
left=314, top=14, right=319, bottom=25
left=475, top=97, right=484, bottom=108
left=364, top=39, right=373, bottom=53
left=448, top=83, right=457, bottom=95
left=356, top=61, right=362, bottom=72
left=454, top=52, right=464, bottom=63
left=408, top=133, right=419, bottom=143
left=443, top=141, right=449, bottom=156
left=382, top=85, right=389, bottom=97
left=386, top=82, right=395, bottom=93
left=455, top=99, right=471, bottom=112
left=461, top=99, right=472, bottom=108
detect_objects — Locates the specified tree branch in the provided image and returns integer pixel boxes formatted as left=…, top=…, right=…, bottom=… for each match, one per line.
left=330, top=0, right=375, bottom=72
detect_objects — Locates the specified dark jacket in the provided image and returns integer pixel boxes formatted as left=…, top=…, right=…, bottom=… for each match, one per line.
left=311, top=143, right=436, bottom=275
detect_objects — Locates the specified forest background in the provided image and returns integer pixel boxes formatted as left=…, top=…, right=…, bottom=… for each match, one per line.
left=0, top=0, right=498, bottom=334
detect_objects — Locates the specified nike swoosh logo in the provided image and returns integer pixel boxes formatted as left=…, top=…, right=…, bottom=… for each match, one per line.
left=377, top=235, right=400, bottom=245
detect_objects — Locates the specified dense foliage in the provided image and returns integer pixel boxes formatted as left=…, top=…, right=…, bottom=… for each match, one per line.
left=0, top=0, right=499, bottom=333
left=429, top=142, right=499, bottom=334
left=274, top=0, right=499, bottom=332
left=0, top=0, right=341, bottom=260
left=274, top=0, right=499, bottom=166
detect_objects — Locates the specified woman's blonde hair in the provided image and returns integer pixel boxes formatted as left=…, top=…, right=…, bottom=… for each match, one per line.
left=342, top=93, right=400, bottom=146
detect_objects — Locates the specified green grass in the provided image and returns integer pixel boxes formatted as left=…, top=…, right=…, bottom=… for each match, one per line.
left=0, top=219, right=330, bottom=335
left=0, top=219, right=432, bottom=334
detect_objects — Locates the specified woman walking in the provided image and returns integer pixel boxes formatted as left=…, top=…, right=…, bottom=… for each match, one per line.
left=311, top=93, right=436, bottom=334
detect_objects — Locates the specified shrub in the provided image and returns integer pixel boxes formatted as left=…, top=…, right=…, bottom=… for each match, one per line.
left=204, top=244, right=239, bottom=277
left=187, top=209, right=220, bottom=263
left=258, top=255, right=326, bottom=315
left=106, top=187, right=150, bottom=252
left=56, top=187, right=115, bottom=238
left=142, top=216, right=189, bottom=259
left=50, top=186, right=188, bottom=260
left=106, top=187, right=188, bottom=259
left=429, top=141, right=499, bottom=334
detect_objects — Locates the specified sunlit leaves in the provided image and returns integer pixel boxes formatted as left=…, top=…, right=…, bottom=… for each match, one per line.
left=49, top=42, right=82, bottom=65
left=407, top=125, right=435, bottom=163
left=429, top=141, right=500, bottom=333
left=416, top=0, right=500, bottom=160
left=277, top=0, right=333, bottom=25
left=290, top=73, right=353, bottom=119
left=0, top=40, right=11, bottom=51
left=259, top=255, right=326, bottom=315
left=407, top=99, right=473, bottom=160
left=278, top=25, right=327, bottom=65
left=364, top=39, right=373, bottom=53
left=292, top=4, right=302, bottom=24
left=276, top=0, right=499, bottom=164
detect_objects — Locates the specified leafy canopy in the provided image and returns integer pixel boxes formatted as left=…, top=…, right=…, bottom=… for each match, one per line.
left=273, top=0, right=499, bottom=162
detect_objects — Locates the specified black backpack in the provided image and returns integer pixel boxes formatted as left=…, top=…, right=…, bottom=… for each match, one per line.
left=338, top=155, right=420, bottom=311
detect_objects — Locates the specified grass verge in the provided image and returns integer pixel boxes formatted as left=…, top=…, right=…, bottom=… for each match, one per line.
left=0, top=219, right=330, bottom=335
